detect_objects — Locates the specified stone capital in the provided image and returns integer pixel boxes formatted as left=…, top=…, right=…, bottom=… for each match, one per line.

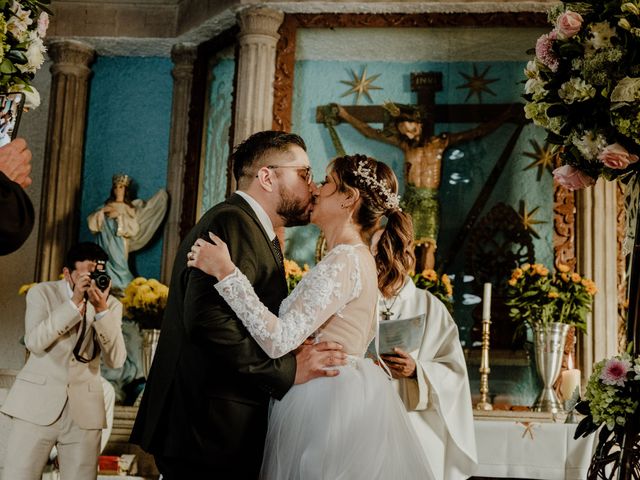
left=171, top=43, right=198, bottom=66
left=171, top=43, right=198, bottom=81
left=237, top=7, right=284, bottom=41
left=46, top=39, right=96, bottom=68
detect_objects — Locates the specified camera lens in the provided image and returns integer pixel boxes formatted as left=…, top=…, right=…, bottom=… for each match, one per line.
left=94, top=272, right=110, bottom=291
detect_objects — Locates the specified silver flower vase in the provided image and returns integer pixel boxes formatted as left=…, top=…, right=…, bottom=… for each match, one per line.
left=141, top=328, right=161, bottom=379
left=532, top=322, right=569, bottom=413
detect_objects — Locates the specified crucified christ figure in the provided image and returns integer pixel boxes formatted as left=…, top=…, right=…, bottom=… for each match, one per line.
left=333, top=102, right=516, bottom=271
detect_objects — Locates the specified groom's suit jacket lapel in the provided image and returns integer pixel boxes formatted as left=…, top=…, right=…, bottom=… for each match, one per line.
left=227, top=193, right=286, bottom=281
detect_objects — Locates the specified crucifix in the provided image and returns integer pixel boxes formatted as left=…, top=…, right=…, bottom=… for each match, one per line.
left=317, top=71, right=525, bottom=272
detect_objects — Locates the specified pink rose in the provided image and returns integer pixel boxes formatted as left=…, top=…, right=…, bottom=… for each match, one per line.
left=552, top=165, right=596, bottom=191
left=597, top=143, right=639, bottom=169
left=556, top=11, right=583, bottom=39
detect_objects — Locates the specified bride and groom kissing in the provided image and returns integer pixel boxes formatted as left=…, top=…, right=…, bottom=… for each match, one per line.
left=131, top=130, right=453, bottom=479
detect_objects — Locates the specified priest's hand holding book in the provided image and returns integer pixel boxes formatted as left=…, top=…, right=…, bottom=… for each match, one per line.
left=380, top=348, right=417, bottom=379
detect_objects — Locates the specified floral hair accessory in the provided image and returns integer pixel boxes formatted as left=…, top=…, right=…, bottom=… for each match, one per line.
left=354, top=160, right=402, bottom=213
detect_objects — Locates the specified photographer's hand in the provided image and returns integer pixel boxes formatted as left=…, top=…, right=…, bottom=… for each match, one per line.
left=65, top=271, right=91, bottom=308
left=87, top=280, right=110, bottom=313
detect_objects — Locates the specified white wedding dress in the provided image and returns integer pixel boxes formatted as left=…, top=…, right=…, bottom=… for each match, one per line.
left=215, top=244, right=435, bottom=479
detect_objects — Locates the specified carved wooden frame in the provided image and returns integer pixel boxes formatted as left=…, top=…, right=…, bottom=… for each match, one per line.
left=272, top=12, right=576, bottom=267
left=180, top=26, right=238, bottom=240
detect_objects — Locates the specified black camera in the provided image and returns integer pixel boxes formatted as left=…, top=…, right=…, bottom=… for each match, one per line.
left=90, top=259, right=111, bottom=291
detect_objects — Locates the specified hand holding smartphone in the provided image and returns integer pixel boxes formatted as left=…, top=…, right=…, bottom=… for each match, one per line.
left=0, top=93, right=25, bottom=148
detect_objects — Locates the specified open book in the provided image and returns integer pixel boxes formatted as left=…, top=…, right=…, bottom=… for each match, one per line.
left=367, top=313, right=426, bottom=357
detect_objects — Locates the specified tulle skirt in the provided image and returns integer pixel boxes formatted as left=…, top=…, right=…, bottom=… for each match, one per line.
left=260, top=357, right=435, bottom=480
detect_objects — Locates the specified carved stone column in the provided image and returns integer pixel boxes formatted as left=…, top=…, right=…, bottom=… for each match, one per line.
left=36, top=40, right=95, bottom=282
left=232, top=7, right=284, bottom=188
left=160, top=43, right=197, bottom=284
left=576, top=179, right=620, bottom=378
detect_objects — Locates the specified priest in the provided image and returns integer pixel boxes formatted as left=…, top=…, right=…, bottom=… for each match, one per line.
left=379, top=280, right=478, bottom=480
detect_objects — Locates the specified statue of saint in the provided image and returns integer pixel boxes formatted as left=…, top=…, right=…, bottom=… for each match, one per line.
left=334, top=102, right=514, bottom=270
left=88, top=174, right=168, bottom=291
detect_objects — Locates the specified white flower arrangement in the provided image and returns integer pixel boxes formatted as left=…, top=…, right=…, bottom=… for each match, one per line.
left=524, top=1, right=640, bottom=190
left=0, top=0, right=51, bottom=109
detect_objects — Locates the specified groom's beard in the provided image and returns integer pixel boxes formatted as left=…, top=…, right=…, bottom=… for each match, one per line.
left=277, top=186, right=311, bottom=227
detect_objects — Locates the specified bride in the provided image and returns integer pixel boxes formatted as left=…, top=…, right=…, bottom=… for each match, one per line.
left=188, top=154, right=435, bottom=479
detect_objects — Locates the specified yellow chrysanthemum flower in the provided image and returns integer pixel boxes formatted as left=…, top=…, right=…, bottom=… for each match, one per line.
left=18, top=283, right=36, bottom=295
left=557, top=263, right=570, bottom=273
left=571, top=273, right=582, bottom=282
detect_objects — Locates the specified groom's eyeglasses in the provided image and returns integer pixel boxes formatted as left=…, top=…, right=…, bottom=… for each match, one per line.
left=259, top=165, right=313, bottom=185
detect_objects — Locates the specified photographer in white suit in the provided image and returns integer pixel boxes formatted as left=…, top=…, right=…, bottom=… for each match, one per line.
left=1, top=242, right=126, bottom=480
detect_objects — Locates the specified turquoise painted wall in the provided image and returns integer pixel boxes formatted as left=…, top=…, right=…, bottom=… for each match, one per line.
left=201, top=58, right=235, bottom=214
left=79, top=56, right=173, bottom=281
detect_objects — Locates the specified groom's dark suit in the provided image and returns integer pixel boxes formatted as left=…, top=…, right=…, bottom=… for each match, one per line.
left=130, top=193, right=296, bottom=477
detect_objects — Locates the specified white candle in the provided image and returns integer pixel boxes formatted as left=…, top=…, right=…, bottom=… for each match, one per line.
left=560, top=368, right=581, bottom=400
left=482, top=283, right=491, bottom=319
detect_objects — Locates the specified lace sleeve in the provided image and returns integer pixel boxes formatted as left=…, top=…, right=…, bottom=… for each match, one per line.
left=214, top=245, right=363, bottom=358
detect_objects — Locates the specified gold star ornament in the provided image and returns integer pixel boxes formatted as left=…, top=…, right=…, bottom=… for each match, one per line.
left=340, top=67, right=382, bottom=104
left=523, top=139, right=557, bottom=181
left=518, top=200, right=547, bottom=239
left=456, top=64, right=498, bottom=103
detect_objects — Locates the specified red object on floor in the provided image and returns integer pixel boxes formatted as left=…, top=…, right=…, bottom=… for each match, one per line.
left=98, top=455, right=119, bottom=473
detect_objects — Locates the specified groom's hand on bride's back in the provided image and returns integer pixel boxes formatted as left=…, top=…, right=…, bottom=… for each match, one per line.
left=293, top=341, right=347, bottom=384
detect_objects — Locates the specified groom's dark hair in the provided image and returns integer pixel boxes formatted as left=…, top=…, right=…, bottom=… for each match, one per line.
left=232, top=130, right=307, bottom=183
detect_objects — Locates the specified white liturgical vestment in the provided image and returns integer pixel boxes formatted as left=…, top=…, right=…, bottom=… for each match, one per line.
left=380, top=279, right=478, bottom=480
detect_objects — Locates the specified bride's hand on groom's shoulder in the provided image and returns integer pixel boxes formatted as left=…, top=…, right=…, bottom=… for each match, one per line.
left=293, top=341, right=347, bottom=384
left=187, top=232, right=235, bottom=280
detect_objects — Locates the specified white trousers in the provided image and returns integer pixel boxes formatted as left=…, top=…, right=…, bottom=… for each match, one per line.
left=3, top=402, right=101, bottom=480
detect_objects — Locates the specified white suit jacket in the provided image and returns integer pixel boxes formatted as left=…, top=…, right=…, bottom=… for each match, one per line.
left=380, top=279, right=478, bottom=480
left=1, top=279, right=126, bottom=429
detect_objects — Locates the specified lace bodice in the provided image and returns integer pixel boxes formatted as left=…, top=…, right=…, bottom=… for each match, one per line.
left=214, top=244, right=379, bottom=358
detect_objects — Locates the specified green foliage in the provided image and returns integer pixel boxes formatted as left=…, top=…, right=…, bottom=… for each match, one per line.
left=524, top=0, right=640, bottom=184
left=575, top=352, right=640, bottom=440
left=504, top=263, right=596, bottom=333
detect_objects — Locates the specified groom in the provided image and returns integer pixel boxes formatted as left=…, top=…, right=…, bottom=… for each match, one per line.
left=130, top=131, right=347, bottom=479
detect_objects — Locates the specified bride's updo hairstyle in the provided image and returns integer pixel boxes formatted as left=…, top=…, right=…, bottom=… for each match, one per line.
left=330, top=154, right=415, bottom=297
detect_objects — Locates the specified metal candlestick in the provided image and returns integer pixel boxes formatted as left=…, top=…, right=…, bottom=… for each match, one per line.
left=476, top=315, right=493, bottom=411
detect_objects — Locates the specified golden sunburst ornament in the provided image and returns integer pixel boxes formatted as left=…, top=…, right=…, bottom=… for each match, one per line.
left=523, top=139, right=557, bottom=181
left=518, top=200, right=546, bottom=239
left=456, top=65, right=498, bottom=103
left=340, top=67, right=382, bottom=104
